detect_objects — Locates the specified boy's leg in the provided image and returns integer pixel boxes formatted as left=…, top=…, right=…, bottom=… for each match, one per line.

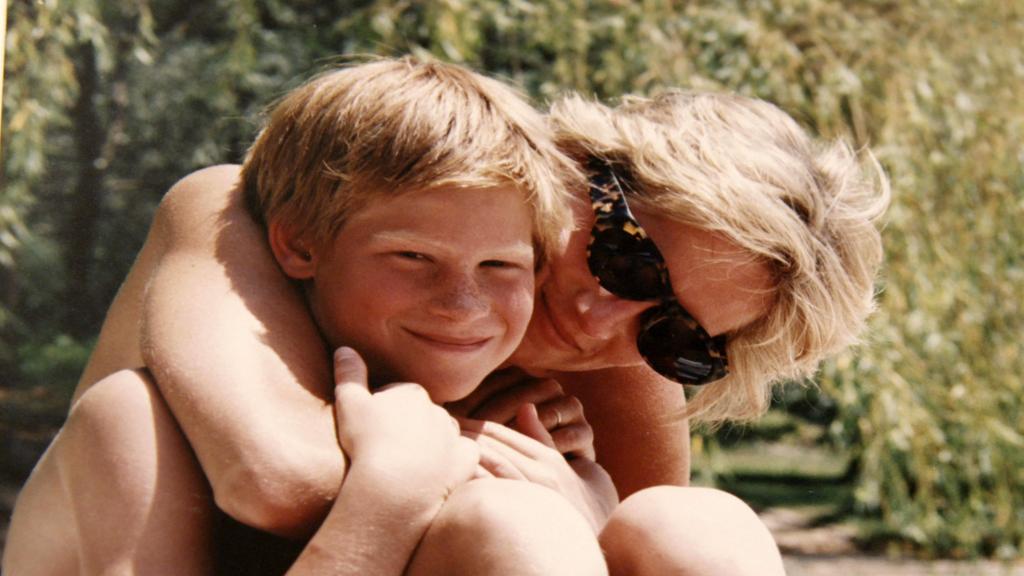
left=6, top=369, right=215, bottom=576
left=599, top=486, right=786, bottom=576
left=405, top=478, right=608, bottom=576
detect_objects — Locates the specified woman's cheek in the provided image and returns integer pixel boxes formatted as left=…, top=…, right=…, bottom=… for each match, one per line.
left=507, top=275, right=537, bottom=335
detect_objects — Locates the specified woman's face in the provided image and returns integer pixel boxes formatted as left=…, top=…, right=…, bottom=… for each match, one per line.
left=508, top=197, right=775, bottom=375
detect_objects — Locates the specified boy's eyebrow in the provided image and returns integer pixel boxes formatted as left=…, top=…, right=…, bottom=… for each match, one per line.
left=370, top=230, right=535, bottom=258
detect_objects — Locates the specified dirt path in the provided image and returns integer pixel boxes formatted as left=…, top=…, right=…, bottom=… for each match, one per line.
left=783, top=556, right=1024, bottom=576
left=763, top=508, right=1024, bottom=576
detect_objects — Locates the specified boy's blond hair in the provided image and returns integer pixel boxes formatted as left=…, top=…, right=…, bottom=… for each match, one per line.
left=242, top=56, right=579, bottom=263
left=550, top=91, right=890, bottom=423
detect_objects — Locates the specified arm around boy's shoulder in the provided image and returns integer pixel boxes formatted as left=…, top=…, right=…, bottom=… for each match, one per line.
left=154, top=164, right=244, bottom=248
left=140, top=165, right=346, bottom=538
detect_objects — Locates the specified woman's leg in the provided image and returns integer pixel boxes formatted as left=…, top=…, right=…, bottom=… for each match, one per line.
left=600, top=486, right=785, bottom=576
left=406, top=478, right=608, bottom=576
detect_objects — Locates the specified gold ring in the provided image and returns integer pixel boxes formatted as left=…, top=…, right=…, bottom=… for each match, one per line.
left=553, top=408, right=563, bottom=427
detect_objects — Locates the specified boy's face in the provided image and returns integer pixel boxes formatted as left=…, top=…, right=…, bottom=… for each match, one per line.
left=302, top=185, right=536, bottom=402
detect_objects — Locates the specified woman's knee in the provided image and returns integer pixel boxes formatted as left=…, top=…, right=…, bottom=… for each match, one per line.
left=601, top=486, right=784, bottom=576
left=408, top=478, right=607, bottom=576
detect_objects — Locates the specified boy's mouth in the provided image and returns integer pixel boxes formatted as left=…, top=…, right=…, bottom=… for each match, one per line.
left=404, top=329, right=492, bottom=351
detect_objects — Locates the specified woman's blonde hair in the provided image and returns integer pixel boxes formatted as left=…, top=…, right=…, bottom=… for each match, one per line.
left=241, top=56, right=580, bottom=263
left=550, top=91, right=890, bottom=423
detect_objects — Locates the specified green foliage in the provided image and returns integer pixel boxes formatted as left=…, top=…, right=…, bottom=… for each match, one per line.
left=16, top=334, right=93, bottom=396
left=4, top=0, right=1022, bottom=558
left=811, top=2, right=1024, bottom=558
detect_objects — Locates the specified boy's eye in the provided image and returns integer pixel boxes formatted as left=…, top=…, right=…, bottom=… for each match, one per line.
left=481, top=259, right=526, bottom=270
left=396, top=251, right=428, bottom=261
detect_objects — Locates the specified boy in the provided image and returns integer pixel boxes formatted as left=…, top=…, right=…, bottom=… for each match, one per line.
left=4, top=57, right=611, bottom=575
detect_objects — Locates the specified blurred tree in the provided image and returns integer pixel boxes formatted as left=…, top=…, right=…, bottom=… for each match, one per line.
left=3, top=1, right=157, bottom=344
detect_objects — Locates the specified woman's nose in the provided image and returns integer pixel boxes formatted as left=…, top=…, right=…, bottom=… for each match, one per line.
left=574, top=287, right=658, bottom=342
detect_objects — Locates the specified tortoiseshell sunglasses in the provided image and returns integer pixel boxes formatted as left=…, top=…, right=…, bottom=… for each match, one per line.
left=586, top=161, right=728, bottom=385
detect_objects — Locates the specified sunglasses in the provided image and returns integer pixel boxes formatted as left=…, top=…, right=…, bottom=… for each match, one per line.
left=586, top=161, right=728, bottom=385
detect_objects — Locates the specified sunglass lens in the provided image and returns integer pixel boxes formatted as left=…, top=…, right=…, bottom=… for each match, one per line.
left=638, top=307, right=726, bottom=385
left=588, top=228, right=666, bottom=300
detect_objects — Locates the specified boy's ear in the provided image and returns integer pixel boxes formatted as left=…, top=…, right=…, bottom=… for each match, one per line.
left=268, top=220, right=318, bottom=279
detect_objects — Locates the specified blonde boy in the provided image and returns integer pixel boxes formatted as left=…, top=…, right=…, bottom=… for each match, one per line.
left=5, top=57, right=610, bottom=575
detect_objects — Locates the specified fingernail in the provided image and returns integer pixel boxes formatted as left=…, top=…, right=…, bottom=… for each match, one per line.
left=335, top=346, right=355, bottom=360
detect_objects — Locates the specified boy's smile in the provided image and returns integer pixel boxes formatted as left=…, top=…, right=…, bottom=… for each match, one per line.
left=294, top=185, right=536, bottom=403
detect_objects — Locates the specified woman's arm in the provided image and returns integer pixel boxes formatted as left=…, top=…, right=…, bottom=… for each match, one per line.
left=141, top=165, right=343, bottom=538
left=556, top=365, right=691, bottom=497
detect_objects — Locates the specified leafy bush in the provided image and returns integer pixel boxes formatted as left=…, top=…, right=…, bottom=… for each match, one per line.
left=17, top=334, right=93, bottom=396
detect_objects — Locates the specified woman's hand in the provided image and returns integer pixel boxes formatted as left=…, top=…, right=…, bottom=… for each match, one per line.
left=446, top=368, right=595, bottom=460
left=459, top=408, right=619, bottom=533
left=333, top=347, right=479, bottom=501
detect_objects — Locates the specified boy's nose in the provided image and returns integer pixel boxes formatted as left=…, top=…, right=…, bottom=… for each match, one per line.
left=428, top=274, right=490, bottom=321
left=574, top=288, right=658, bottom=343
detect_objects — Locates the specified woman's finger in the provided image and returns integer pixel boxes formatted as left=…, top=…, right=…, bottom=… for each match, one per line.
left=550, top=423, right=596, bottom=461
left=468, top=379, right=564, bottom=425
left=462, top=417, right=553, bottom=461
left=514, top=403, right=557, bottom=450
left=462, top=417, right=545, bottom=470
left=445, top=368, right=530, bottom=417
left=534, top=395, right=584, bottom=431
left=473, top=438, right=530, bottom=480
left=473, top=464, right=495, bottom=479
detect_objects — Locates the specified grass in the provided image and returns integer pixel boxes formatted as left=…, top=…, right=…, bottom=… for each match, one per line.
left=693, top=438, right=854, bottom=512
left=691, top=408, right=856, bottom=516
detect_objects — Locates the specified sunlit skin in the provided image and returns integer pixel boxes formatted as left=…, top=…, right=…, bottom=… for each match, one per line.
left=278, top=184, right=537, bottom=404
left=509, top=197, right=775, bottom=376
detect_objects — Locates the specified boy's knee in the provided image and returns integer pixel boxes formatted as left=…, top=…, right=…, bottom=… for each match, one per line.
left=61, top=370, right=168, bottom=454
left=58, top=369, right=192, bottom=507
left=438, top=478, right=593, bottom=546
left=70, top=369, right=163, bottom=421
left=409, top=479, right=607, bottom=576
left=601, top=486, right=784, bottom=576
